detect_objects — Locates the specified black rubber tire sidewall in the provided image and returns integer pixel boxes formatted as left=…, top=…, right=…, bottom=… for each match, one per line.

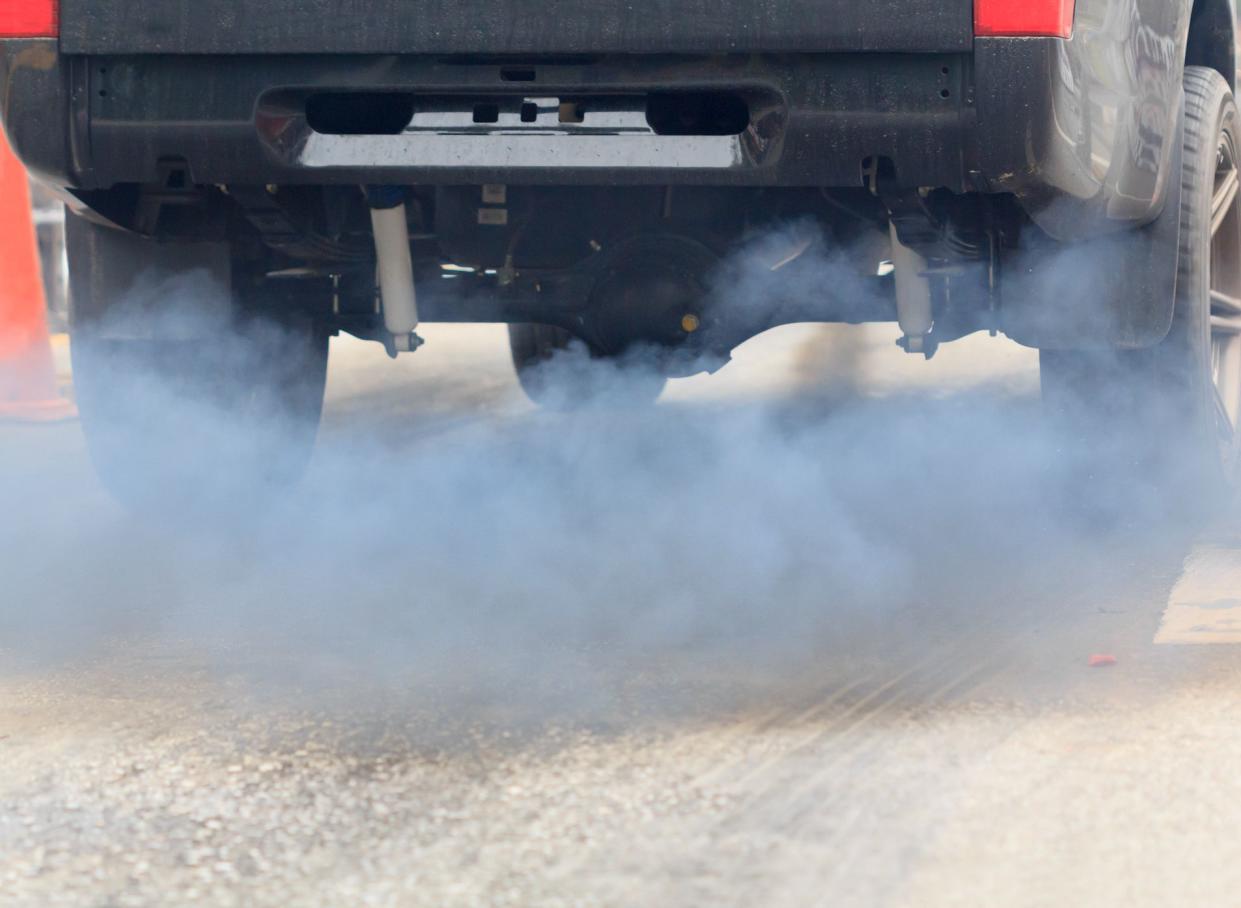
left=1040, top=66, right=1240, bottom=492
left=66, top=213, right=330, bottom=510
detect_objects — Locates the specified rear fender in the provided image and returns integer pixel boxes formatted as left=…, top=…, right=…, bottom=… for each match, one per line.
left=975, top=0, right=1193, bottom=241
left=1000, top=96, right=1185, bottom=350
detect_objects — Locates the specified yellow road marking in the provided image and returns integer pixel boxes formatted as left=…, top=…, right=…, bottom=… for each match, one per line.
left=1156, top=546, right=1241, bottom=644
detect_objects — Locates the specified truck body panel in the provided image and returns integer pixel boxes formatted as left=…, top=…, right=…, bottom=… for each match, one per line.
left=58, top=0, right=973, bottom=56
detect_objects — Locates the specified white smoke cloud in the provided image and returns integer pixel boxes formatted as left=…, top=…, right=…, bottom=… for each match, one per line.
left=0, top=224, right=1231, bottom=726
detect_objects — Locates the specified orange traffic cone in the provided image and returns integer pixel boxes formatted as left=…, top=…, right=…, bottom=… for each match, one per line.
left=0, top=129, right=75, bottom=422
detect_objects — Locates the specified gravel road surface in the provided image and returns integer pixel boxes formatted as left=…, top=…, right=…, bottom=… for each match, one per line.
left=2, top=325, right=1239, bottom=907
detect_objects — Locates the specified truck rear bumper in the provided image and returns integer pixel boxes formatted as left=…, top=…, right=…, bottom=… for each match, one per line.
left=0, top=35, right=1179, bottom=243
left=14, top=51, right=973, bottom=191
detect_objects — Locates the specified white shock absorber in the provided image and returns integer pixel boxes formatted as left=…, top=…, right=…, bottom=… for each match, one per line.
left=889, top=222, right=934, bottom=356
left=368, top=186, right=422, bottom=354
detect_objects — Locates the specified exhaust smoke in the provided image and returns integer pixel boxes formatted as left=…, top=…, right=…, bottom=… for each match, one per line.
left=0, top=224, right=1232, bottom=726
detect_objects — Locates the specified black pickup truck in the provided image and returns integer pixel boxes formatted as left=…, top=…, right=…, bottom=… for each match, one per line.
left=1, top=1, right=1239, bottom=502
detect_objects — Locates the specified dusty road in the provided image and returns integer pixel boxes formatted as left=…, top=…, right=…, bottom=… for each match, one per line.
left=2, top=325, right=1240, bottom=907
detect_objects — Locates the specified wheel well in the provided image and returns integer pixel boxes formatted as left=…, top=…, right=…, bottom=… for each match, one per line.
left=1186, top=0, right=1237, bottom=91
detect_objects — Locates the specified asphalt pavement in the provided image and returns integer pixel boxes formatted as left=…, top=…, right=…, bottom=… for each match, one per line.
left=2, top=324, right=1239, bottom=907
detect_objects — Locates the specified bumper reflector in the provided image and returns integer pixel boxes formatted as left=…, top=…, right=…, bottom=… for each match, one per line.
left=975, top=0, right=1075, bottom=38
left=0, top=0, right=58, bottom=38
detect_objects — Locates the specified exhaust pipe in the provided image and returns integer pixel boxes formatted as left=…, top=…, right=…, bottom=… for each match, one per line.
left=367, top=186, right=422, bottom=354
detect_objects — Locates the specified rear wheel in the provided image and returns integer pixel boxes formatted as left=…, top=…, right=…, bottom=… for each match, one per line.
left=508, top=323, right=667, bottom=409
left=67, top=214, right=329, bottom=511
left=1041, top=67, right=1241, bottom=493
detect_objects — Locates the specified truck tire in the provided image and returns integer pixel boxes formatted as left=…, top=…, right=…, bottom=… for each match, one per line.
left=67, top=214, right=329, bottom=510
left=508, top=323, right=667, bottom=408
left=1041, top=67, right=1241, bottom=493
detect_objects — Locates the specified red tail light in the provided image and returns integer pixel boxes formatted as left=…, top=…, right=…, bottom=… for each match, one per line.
left=0, top=0, right=59, bottom=38
left=975, top=0, right=1075, bottom=38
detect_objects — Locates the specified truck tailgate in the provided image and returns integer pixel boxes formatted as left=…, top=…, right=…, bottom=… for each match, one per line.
left=59, top=0, right=973, bottom=55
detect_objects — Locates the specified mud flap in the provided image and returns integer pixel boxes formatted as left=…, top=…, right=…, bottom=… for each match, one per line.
left=66, top=214, right=232, bottom=340
left=1000, top=98, right=1185, bottom=351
